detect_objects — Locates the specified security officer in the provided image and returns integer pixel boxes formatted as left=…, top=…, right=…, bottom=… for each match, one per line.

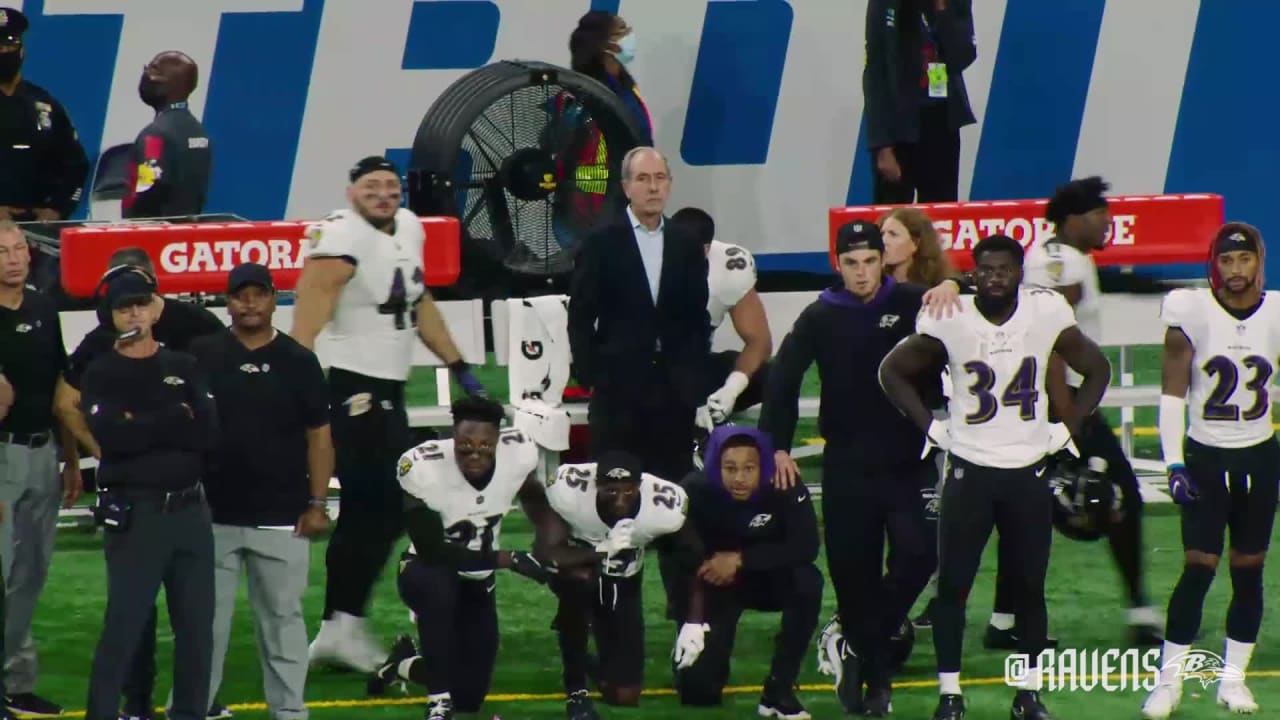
left=123, top=51, right=212, bottom=219
left=0, top=219, right=76, bottom=718
left=0, top=8, right=90, bottom=222
left=80, top=268, right=217, bottom=720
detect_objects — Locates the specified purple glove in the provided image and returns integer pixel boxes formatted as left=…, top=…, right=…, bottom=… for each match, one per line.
left=1167, top=464, right=1198, bottom=505
left=449, top=361, right=488, bottom=398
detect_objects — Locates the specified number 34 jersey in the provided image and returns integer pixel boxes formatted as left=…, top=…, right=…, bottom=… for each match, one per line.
left=916, top=288, right=1077, bottom=469
left=302, top=207, right=426, bottom=381
left=546, top=463, right=688, bottom=578
left=1161, top=288, right=1280, bottom=449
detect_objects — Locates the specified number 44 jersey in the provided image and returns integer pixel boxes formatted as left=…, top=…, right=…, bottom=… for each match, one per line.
left=546, top=463, right=689, bottom=578
left=916, top=287, right=1078, bottom=468
left=302, top=207, right=426, bottom=382
left=1161, top=288, right=1280, bottom=449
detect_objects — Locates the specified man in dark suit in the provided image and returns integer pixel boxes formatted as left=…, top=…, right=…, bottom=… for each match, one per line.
left=568, top=146, right=711, bottom=484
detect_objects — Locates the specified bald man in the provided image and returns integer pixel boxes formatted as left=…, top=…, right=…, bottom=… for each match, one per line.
left=122, top=51, right=211, bottom=219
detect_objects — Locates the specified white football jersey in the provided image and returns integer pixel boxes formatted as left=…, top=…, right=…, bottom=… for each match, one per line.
left=1024, top=240, right=1101, bottom=387
left=302, top=207, right=426, bottom=381
left=397, top=427, right=540, bottom=579
left=917, top=287, right=1078, bottom=468
left=1160, top=288, right=1280, bottom=449
left=545, top=463, right=688, bottom=578
left=707, top=239, right=757, bottom=329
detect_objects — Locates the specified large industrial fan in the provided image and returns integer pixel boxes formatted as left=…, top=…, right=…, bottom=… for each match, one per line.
left=407, top=60, right=648, bottom=292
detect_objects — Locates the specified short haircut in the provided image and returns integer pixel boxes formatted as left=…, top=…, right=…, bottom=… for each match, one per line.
left=107, top=246, right=156, bottom=275
left=1045, top=176, right=1110, bottom=227
left=671, top=207, right=715, bottom=246
left=451, top=395, right=505, bottom=429
left=0, top=219, right=20, bottom=237
left=972, top=234, right=1024, bottom=267
left=719, top=433, right=760, bottom=455
left=621, top=147, right=670, bottom=182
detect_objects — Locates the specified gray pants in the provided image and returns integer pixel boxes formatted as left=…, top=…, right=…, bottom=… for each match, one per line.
left=0, top=440, right=61, bottom=694
left=86, top=491, right=214, bottom=720
left=184, top=524, right=310, bottom=720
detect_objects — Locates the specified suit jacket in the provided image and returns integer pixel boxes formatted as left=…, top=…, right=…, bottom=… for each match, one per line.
left=568, top=211, right=710, bottom=406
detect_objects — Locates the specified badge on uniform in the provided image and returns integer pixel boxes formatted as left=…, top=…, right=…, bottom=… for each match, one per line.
left=306, top=225, right=323, bottom=249
left=927, top=62, right=948, bottom=98
left=136, top=160, right=163, bottom=193
left=1046, top=260, right=1065, bottom=283
left=33, top=102, right=51, bottom=132
left=397, top=456, right=413, bottom=478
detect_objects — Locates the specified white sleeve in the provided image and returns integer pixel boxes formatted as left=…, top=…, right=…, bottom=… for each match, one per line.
left=1027, top=245, right=1089, bottom=288
left=1160, top=289, right=1193, bottom=328
left=914, top=306, right=946, bottom=343
left=707, top=243, right=757, bottom=309
left=1037, top=290, right=1078, bottom=337
left=646, top=475, right=690, bottom=536
left=302, top=215, right=358, bottom=262
left=397, top=451, right=431, bottom=503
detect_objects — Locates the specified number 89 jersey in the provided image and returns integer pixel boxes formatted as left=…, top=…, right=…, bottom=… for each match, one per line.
left=302, top=207, right=426, bottom=381
left=916, top=288, right=1077, bottom=468
left=707, top=239, right=756, bottom=329
left=1161, top=288, right=1280, bottom=449
left=545, top=463, right=689, bottom=578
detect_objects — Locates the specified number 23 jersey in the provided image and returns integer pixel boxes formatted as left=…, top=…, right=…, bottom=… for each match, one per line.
left=916, top=288, right=1077, bottom=468
left=1161, top=288, right=1280, bottom=449
left=546, top=463, right=688, bottom=578
left=302, top=207, right=426, bottom=381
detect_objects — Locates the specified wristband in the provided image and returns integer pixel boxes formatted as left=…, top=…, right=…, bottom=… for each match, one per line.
left=307, top=497, right=328, bottom=509
left=1158, top=395, right=1187, bottom=468
left=448, top=359, right=470, bottom=376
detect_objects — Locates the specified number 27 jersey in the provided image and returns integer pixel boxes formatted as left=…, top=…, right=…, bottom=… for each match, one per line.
left=1161, top=288, right=1280, bottom=448
left=302, top=207, right=426, bottom=381
left=916, top=288, right=1077, bottom=468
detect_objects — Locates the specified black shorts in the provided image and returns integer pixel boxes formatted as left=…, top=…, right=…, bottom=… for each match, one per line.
left=553, top=573, right=645, bottom=688
left=1182, top=437, right=1280, bottom=555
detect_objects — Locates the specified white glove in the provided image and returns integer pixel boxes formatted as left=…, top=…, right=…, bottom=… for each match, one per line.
left=694, top=404, right=715, bottom=432
left=920, top=417, right=952, bottom=459
left=674, top=622, right=709, bottom=669
left=706, top=371, right=750, bottom=424
left=594, top=519, right=635, bottom=555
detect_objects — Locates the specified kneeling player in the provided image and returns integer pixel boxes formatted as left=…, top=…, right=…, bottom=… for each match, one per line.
left=378, top=397, right=553, bottom=720
left=1143, top=224, right=1279, bottom=719
left=539, top=451, right=704, bottom=718
left=675, top=425, right=821, bottom=719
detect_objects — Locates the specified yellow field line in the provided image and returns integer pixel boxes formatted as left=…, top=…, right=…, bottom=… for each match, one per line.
left=48, top=671, right=1280, bottom=716
left=799, top=423, right=1280, bottom=445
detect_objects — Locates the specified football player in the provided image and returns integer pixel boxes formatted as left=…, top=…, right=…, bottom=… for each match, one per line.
left=372, top=396, right=551, bottom=720
left=880, top=234, right=1111, bottom=720
left=293, top=156, right=487, bottom=672
left=1142, top=223, right=1278, bottom=718
left=668, top=207, right=772, bottom=427
left=537, top=451, right=704, bottom=719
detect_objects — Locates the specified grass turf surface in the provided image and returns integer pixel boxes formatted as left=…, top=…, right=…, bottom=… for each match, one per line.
left=36, top=343, right=1280, bottom=717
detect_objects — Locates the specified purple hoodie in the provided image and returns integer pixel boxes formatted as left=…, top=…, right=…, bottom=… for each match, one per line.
left=703, top=425, right=776, bottom=501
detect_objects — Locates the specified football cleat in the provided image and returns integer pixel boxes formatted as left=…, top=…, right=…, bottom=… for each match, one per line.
left=1217, top=681, right=1259, bottom=714
left=369, top=633, right=418, bottom=695
left=1010, top=690, right=1053, bottom=720
left=1140, top=682, right=1182, bottom=720
left=933, top=693, right=965, bottom=720
left=565, top=689, right=600, bottom=720
left=757, top=680, right=810, bottom=720
left=863, top=686, right=892, bottom=717
left=425, top=696, right=454, bottom=720
left=309, top=611, right=383, bottom=673
left=983, top=625, right=1059, bottom=651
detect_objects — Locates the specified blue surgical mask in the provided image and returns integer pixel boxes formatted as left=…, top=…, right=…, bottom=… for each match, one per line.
left=612, top=32, right=636, bottom=66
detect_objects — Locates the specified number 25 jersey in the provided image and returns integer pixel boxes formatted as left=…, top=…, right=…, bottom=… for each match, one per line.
left=916, top=288, right=1077, bottom=468
left=302, top=207, right=426, bottom=381
left=1161, top=288, right=1280, bottom=449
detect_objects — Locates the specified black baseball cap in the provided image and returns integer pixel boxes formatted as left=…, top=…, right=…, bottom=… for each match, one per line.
left=103, top=272, right=153, bottom=309
left=0, top=8, right=27, bottom=44
left=835, top=220, right=885, bottom=254
left=597, top=450, right=643, bottom=484
left=349, top=155, right=400, bottom=183
left=227, top=262, right=274, bottom=294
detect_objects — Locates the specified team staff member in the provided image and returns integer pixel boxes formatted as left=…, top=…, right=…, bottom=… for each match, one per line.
left=184, top=263, right=332, bottom=720
left=668, top=208, right=772, bottom=428
left=760, top=221, right=952, bottom=714
left=0, top=8, right=89, bottom=222
left=293, top=156, right=486, bottom=673
left=81, top=270, right=217, bottom=720
left=880, top=234, right=1111, bottom=720
left=123, top=51, right=212, bottom=219
left=675, top=426, right=820, bottom=720
left=568, top=147, right=711, bottom=484
left=0, top=221, right=76, bottom=718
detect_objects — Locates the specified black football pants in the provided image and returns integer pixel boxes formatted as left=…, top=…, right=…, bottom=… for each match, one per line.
left=822, top=444, right=937, bottom=687
left=323, top=369, right=409, bottom=620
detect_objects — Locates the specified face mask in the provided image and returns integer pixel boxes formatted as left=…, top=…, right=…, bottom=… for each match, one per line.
left=138, top=76, right=165, bottom=108
left=611, top=32, right=636, bottom=66
left=0, top=50, right=22, bottom=83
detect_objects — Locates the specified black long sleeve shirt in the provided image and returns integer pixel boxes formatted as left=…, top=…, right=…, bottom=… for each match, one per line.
left=758, top=278, right=943, bottom=472
left=81, top=347, right=218, bottom=492
left=684, top=471, right=819, bottom=572
left=0, top=80, right=89, bottom=218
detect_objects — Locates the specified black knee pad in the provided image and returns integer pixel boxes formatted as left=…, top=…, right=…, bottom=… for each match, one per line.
left=1166, top=563, right=1217, bottom=644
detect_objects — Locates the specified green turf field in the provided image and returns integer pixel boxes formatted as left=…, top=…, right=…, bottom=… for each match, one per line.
left=34, top=344, right=1280, bottom=718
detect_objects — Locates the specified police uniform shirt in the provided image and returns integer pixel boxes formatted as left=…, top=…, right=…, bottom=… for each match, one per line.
left=684, top=472, right=817, bottom=572
left=188, top=330, right=329, bottom=527
left=0, top=288, right=66, bottom=434
left=916, top=287, right=1076, bottom=468
left=302, top=208, right=426, bottom=382
left=1161, top=288, right=1280, bottom=449
left=397, top=428, right=539, bottom=579
left=1024, top=239, right=1101, bottom=386
left=706, top=239, right=756, bottom=329
left=0, top=80, right=89, bottom=218
left=545, top=463, right=688, bottom=578
left=122, top=102, right=212, bottom=219
left=66, top=299, right=225, bottom=390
